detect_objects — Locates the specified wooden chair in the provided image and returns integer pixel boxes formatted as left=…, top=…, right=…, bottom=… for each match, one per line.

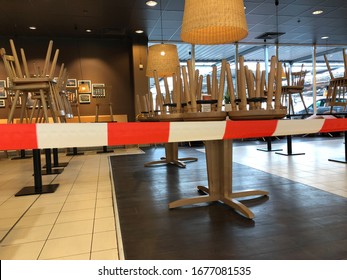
left=65, top=87, right=81, bottom=122
left=22, top=40, right=63, bottom=123
left=281, top=64, right=308, bottom=115
left=324, top=51, right=347, bottom=113
left=94, top=85, right=114, bottom=122
left=1, top=40, right=62, bottom=123
left=325, top=77, right=347, bottom=113
left=55, top=65, right=75, bottom=122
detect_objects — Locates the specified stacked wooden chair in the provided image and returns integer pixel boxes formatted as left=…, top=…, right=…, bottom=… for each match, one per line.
left=138, top=55, right=286, bottom=121
left=324, top=51, right=347, bottom=113
left=94, top=85, right=114, bottom=122
left=229, top=55, right=286, bottom=119
left=1, top=39, right=67, bottom=123
left=281, top=63, right=308, bottom=115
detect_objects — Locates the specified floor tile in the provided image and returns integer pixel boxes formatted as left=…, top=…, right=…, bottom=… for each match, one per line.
left=61, top=199, right=96, bottom=212
left=92, top=231, right=117, bottom=252
left=25, top=203, right=64, bottom=216
left=0, top=241, right=45, bottom=260
left=49, top=219, right=94, bottom=239
left=53, top=253, right=90, bottom=260
left=91, top=249, right=119, bottom=260
left=39, top=234, right=92, bottom=260
left=56, top=208, right=95, bottom=224
left=15, top=213, right=59, bottom=229
left=96, top=198, right=113, bottom=208
left=95, top=206, right=115, bottom=219
left=93, top=217, right=116, bottom=233
left=1, top=225, right=53, bottom=245
left=0, top=217, right=21, bottom=231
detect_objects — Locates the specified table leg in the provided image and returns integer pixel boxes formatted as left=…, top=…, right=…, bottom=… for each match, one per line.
left=257, top=137, right=283, bottom=152
left=66, top=147, right=84, bottom=156
left=43, top=148, right=68, bottom=168
left=328, top=130, right=347, bottom=164
left=15, top=149, right=59, bottom=196
left=169, top=140, right=268, bottom=219
left=52, top=148, right=69, bottom=167
left=41, top=149, right=64, bottom=175
left=144, top=143, right=198, bottom=168
left=275, top=135, right=305, bottom=156
left=97, top=146, right=114, bottom=154
left=10, top=149, right=32, bottom=160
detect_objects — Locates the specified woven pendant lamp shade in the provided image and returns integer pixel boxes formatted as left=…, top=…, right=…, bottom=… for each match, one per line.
left=146, top=43, right=180, bottom=77
left=181, top=0, right=248, bottom=45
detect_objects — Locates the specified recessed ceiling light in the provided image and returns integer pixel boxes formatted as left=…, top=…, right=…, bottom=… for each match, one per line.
left=313, top=10, right=323, bottom=15
left=321, top=36, right=329, bottom=40
left=29, top=26, right=37, bottom=30
left=135, top=30, right=144, bottom=34
left=86, top=29, right=92, bottom=33
left=146, top=1, right=158, bottom=7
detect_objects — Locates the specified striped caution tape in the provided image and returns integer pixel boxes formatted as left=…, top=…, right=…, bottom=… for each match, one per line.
left=0, top=119, right=346, bottom=151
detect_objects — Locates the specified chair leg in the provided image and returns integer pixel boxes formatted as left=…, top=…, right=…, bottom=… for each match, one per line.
left=77, top=105, right=81, bottom=123
left=299, top=93, right=308, bottom=114
left=95, top=104, right=99, bottom=122
left=19, top=94, right=28, bottom=123
left=288, top=94, right=293, bottom=115
left=109, top=104, right=114, bottom=122
left=30, top=100, right=38, bottom=123
left=47, top=94, right=58, bottom=123
left=39, top=89, right=49, bottom=123
left=7, top=90, right=21, bottom=123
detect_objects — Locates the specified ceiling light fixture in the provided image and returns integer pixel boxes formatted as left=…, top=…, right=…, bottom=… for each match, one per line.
left=86, top=29, right=92, bottom=33
left=146, top=1, right=158, bottom=7
left=135, top=29, right=144, bottom=34
left=180, top=0, right=248, bottom=44
left=312, top=10, right=323, bottom=15
left=29, top=26, right=37, bottom=30
left=146, top=0, right=179, bottom=77
left=321, top=36, right=329, bottom=40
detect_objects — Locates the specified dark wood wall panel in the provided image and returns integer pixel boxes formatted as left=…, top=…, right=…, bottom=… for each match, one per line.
left=0, top=36, right=138, bottom=121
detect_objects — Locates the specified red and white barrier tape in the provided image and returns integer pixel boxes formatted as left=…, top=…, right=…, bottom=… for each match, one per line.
left=0, top=119, right=346, bottom=151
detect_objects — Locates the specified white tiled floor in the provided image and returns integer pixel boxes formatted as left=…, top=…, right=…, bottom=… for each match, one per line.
left=0, top=137, right=346, bottom=260
left=233, top=137, right=347, bottom=198
left=0, top=147, right=143, bottom=260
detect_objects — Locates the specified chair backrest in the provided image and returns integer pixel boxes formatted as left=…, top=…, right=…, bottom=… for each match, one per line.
left=282, top=63, right=306, bottom=88
left=9, top=39, right=24, bottom=78
left=13, top=39, right=59, bottom=79
left=290, top=70, right=306, bottom=87
left=0, top=48, right=21, bottom=81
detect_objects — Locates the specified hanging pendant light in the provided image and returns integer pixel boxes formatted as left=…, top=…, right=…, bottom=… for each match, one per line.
left=146, top=43, right=179, bottom=77
left=146, top=0, right=179, bottom=77
left=180, top=0, right=248, bottom=45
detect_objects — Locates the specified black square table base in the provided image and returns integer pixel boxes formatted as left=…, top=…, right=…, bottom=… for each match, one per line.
left=15, top=183, right=59, bottom=196
left=41, top=168, right=64, bottom=175
left=328, top=158, right=347, bottom=164
left=97, top=146, right=114, bottom=154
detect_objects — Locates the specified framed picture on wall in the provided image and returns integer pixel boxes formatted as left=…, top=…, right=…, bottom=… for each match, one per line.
left=92, top=83, right=106, bottom=98
left=0, top=80, right=6, bottom=98
left=66, top=79, right=77, bottom=88
left=0, top=99, right=5, bottom=108
left=77, top=80, right=92, bottom=93
left=79, top=93, right=91, bottom=104
left=66, top=89, right=78, bottom=104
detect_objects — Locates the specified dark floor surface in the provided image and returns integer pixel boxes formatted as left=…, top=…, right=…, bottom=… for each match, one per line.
left=110, top=143, right=347, bottom=260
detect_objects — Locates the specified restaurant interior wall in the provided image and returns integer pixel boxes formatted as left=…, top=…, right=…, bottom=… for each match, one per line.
left=0, top=36, right=143, bottom=122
